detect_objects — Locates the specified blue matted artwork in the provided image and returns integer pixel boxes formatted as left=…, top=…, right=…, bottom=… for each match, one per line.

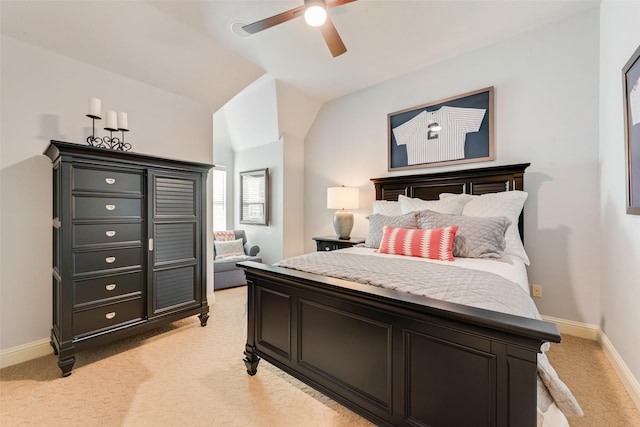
left=388, top=87, right=494, bottom=171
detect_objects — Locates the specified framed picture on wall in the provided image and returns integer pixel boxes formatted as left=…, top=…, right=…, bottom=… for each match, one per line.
left=623, top=45, right=640, bottom=215
left=240, top=168, right=269, bottom=225
left=388, top=87, right=494, bottom=171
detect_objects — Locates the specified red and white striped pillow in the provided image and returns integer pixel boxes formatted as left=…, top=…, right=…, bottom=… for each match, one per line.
left=378, top=225, right=458, bottom=261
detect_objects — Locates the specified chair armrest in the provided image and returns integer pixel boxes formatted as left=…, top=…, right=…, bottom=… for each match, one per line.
left=244, top=243, right=260, bottom=257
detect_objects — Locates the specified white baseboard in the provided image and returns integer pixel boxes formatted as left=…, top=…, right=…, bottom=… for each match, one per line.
left=598, top=331, right=640, bottom=411
left=543, top=315, right=640, bottom=411
left=0, top=338, right=52, bottom=369
left=542, top=315, right=600, bottom=340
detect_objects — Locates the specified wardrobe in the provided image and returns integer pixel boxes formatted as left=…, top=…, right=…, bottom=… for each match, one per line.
left=45, top=140, right=212, bottom=376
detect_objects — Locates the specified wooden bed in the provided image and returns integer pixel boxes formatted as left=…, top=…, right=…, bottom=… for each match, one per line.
left=239, top=163, right=560, bottom=427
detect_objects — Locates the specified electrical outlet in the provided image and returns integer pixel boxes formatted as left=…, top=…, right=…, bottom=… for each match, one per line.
left=531, top=284, right=542, bottom=298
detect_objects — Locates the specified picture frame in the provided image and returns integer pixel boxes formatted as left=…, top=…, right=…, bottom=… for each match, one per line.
left=388, top=87, right=494, bottom=171
left=240, top=168, right=269, bottom=225
left=623, top=45, right=640, bottom=215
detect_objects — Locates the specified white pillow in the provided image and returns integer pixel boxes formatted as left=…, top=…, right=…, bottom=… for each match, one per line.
left=398, top=194, right=467, bottom=215
left=214, top=238, right=245, bottom=259
left=372, top=200, right=402, bottom=216
left=439, top=192, right=475, bottom=204
left=441, top=191, right=530, bottom=265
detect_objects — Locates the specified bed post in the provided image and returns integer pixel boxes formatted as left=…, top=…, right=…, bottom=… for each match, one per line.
left=243, top=278, right=260, bottom=375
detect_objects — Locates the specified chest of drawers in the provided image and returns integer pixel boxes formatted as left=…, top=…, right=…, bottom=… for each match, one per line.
left=45, top=141, right=212, bottom=376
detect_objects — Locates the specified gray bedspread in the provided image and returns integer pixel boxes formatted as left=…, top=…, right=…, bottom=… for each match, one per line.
left=275, top=251, right=583, bottom=418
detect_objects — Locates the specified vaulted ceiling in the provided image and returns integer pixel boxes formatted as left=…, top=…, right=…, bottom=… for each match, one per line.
left=1, top=0, right=599, bottom=109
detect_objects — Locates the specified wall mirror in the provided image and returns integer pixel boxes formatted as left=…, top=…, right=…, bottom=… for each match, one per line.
left=240, top=168, right=269, bottom=225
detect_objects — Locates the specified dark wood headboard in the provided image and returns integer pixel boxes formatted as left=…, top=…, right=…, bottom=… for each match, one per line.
left=370, top=163, right=530, bottom=238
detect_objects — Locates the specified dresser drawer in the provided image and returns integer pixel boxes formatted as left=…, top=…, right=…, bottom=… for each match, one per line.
left=74, top=247, right=143, bottom=274
left=74, top=271, right=143, bottom=305
left=316, top=240, right=354, bottom=251
left=316, top=241, right=338, bottom=251
left=73, top=297, right=144, bottom=337
left=73, top=167, right=143, bottom=194
left=74, top=223, right=143, bottom=247
left=74, top=196, right=143, bottom=220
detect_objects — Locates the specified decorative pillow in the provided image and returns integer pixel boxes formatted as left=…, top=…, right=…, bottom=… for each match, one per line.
left=364, top=212, right=418, bottom=249
left=372, top=200, right=402, bottom=216
left=378, top=225, right=458, bottom=261
left=442, top=191, right=530, bottom=264
left=214, top=238, right=245, bottom=259
left=417, top=210, right=511, bottom=260
left=398, top=194, right=467, bottom=215
left=439, top=193, right=475, bottom=205
left=214, top=230, right=236, bottom=242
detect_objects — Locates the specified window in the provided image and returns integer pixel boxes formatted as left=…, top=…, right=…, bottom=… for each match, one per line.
left=212, top=169, right=226, bottom=231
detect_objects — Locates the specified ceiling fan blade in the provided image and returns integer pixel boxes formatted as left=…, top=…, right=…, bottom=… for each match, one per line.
left=326, top=0, right=357, bottom=10
left=319, top=15, right=347, bottom=57
left=242, top=5, right=305, bottom=34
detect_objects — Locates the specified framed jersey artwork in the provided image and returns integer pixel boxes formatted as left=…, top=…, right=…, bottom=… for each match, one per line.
left=623, top=45, right=640, bottom=215
left=388, top=87, right=494, bottom=171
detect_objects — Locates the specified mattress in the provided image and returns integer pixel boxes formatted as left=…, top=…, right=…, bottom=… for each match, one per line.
left=341, top=246, right=531, bottom=294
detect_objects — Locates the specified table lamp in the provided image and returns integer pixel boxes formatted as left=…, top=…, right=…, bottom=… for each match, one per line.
left=327, top=186, right=359, bottom=239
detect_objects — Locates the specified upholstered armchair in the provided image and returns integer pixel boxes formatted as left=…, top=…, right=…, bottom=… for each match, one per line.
left=213, top=230, right=261, bottom=290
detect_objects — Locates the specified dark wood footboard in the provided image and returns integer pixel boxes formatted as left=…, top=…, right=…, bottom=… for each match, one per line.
left=240, top=261, right=560, bottom=427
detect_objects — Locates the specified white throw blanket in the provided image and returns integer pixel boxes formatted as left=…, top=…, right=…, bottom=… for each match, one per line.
left=275, top=251, right=583, bottom=418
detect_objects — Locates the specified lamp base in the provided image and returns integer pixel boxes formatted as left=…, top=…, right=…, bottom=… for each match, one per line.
left=333, top=210, right=354, bottom=240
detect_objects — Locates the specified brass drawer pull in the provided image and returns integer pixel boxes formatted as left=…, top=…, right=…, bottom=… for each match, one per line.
left=105, top=284, right=116, bottom=291
left=105, top=230, right=116, bottom=237
left=105, top=312, right=116, bottom=320
left=105, top=256, right=116, bottom=264
left=105, top=178, right=116, bottom=185
left=105, top=204, right=116, bottom=211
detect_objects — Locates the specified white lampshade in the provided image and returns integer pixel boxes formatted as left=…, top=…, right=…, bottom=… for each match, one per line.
left=327, top=186, right=359, bottom=210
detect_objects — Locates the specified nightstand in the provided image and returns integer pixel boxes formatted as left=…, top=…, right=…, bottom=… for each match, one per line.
left=312, top=236, right=365, bottom=252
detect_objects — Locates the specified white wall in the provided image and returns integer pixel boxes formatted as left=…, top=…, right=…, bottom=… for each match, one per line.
left=234, top=141, right=284, bottom=265
left=213, top=108, right=235, bottom=230
left=599, top=0, right=640, bottom=387
left=0, top=36, right=215, bottom=351
left=304, top=10, right=601, bottom=325
left=223, top=78, right=280, bottom=151
left=276, top=81, right=317, bottom=260
left=283, top=133, right=305, bottom=259
left=213, top=78, right=319, bottom=262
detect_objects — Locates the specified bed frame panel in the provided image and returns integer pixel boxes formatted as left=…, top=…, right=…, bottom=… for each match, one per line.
left=240, top=163, right=559, bottom=427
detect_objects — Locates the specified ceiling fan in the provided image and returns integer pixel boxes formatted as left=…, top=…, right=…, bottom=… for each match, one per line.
left=242, top=0, right=356, bottom=58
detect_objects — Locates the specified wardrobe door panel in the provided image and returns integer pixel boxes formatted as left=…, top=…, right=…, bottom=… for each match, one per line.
left=148, top=171, right=202, bottom=318
left=154, top=266, right=197, bottom=312
left=154, top=222, right=195, bottom=264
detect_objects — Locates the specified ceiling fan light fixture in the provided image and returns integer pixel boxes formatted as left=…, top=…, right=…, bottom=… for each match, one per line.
left=304, top=4, right=327, bottom=27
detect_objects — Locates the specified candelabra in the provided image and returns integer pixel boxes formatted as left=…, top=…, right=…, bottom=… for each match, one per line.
left=85, top=98, right=132, bottom=151
left=86, top=116, right=131, bottom=151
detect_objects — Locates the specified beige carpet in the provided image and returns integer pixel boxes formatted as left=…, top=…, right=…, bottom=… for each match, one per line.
left=545, top=334, right=640, bottom=426
left=1, top=286, right=638, bottom=426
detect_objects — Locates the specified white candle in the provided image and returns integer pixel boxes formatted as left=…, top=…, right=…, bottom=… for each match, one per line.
left=105, top=110, right=118, bottom=130
left=117, top=112, right=129, bottom=131
left=88, top=97, right=101, bottom=118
